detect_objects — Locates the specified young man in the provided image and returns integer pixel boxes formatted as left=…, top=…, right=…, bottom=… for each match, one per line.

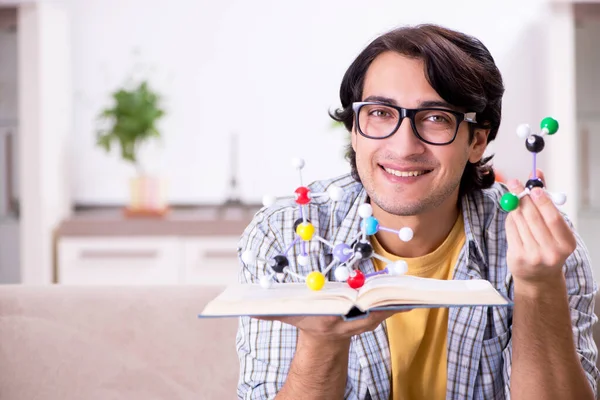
left=235, top=24, right=598, bottom=399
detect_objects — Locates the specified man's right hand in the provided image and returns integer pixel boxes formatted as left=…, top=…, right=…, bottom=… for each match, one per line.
left=252, top=311, right=405, bottom=399
left=254, top=310, right=402, bottom=346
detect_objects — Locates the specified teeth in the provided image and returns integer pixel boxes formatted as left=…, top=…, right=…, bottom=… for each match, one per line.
left=384, top=167, right=427, bottom=177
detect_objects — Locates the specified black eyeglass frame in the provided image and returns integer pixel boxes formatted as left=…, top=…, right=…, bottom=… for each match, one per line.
left=352, top=101, right=478, bottom=146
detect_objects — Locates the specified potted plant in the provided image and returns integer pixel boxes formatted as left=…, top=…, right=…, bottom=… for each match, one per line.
left=96, top=80, right=168, bottom=216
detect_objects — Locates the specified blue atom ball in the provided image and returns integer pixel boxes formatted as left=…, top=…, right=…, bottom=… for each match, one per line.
left=362, top=216, right=379, bottom=235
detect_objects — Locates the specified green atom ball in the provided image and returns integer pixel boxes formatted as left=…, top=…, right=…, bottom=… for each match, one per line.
left=540, top=117, right=559, bottom=135
left=500, top=192, right=519, bottom=212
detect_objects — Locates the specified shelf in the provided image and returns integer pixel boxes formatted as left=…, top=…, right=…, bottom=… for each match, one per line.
left=56, top=205, right=261, bottom=237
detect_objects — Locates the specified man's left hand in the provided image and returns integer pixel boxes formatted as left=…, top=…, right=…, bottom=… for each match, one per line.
left=505, top=171, right=576, bottom=294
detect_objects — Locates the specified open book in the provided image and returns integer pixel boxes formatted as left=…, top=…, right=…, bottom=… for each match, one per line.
left=199, top=275, right=511, bottom=320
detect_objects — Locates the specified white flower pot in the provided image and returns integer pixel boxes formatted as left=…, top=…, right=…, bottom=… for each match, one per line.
left=125, top=175, right=169, bottom=217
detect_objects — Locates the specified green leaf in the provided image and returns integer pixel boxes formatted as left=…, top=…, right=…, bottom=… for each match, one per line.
left=95, top=78, right=165, bottom=165
left=96, top=133, right=112, bottom=152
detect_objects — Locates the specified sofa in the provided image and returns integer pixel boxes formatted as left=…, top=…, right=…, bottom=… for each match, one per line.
left=0, top=285, right=238, bottom=400
left=1, top=284, right=600, bottom=399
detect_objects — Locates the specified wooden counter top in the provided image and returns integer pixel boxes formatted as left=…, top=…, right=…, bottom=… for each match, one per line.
left=56, top=204, right=262, bottom=237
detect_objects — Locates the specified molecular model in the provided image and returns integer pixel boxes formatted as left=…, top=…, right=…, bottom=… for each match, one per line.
left=499, top=117, right=567, bottom=212
left=241, top=157, right=414, bottom=291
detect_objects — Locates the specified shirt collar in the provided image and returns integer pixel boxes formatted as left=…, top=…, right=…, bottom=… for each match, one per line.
left=460, top=191, right=489, bottom=267
left=344, top=185, right=488, bottom=268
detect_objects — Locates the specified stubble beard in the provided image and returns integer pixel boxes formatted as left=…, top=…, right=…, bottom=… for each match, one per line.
left=359, top=165, right=462, bottom=217
left=369, top=181, right=459, bottom=216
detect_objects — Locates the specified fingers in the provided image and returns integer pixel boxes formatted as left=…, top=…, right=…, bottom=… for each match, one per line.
left=251, top=315, right=300, bottom=324
left=251, top=309, right=408, bottom=340
left=369, top=309, right=406, bottom=321
left=505, top=213, right=522, bottom=250
left=252, top=316, right=277, bottom=321
left=517, top=168, right=574, bottom=252
left=257, top=315, right=346, bottom=323
left=507, top=179, right=543, bottom=249
left=340, top=309, right=407, bottom=336
left=506, top=179, right=576, bottom=267
left=529, top=168, right=545, bottom=185
left=529, top=187, right=576, bottom=254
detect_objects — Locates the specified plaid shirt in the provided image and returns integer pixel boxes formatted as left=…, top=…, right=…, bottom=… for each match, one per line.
left=235, top=173, right=599, bottom=399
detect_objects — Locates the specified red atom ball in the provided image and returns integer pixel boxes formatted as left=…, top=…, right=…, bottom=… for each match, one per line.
left=347, top=270, right=365, bottom=289
left=295, top=186, right=311, bottom=205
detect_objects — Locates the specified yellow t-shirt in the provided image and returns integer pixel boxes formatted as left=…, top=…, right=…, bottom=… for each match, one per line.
left=371, top=212, right=466, bottom=400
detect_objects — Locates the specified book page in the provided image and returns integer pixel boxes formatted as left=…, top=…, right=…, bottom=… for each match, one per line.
left=355, top=275, right=509, bottom=310
left=200, top=281, right=358, bottom=317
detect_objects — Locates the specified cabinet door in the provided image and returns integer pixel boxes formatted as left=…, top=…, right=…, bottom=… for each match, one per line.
left=182, top=237, right=240, bottom=285
left=58, top=237, right=181, bottom=285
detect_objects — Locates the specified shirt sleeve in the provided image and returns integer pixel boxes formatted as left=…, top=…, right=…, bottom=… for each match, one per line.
left=501, top=223, right=600, bottom=398
left=563, top=228, right=599, bottom=395
left=235, top=210, right=299, bottom=399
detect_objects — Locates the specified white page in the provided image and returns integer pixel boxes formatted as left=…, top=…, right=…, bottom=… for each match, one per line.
left=358, top=275, right=496, bottom=296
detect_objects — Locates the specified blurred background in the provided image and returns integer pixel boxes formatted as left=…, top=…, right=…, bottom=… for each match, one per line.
left=0, top=0, right=598, bottom=286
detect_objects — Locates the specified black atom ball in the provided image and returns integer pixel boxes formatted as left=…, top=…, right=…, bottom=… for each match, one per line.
left=353, top=242, right=373, bottom=259
left=525, top=135, right=545, bottom=153
left=526, top=178, right=545, bottom=190
left=271, top=255, right=289, bottom=273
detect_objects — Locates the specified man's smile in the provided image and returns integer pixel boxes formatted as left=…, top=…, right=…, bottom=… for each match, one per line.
left=378, top=162, right=434, bottom=182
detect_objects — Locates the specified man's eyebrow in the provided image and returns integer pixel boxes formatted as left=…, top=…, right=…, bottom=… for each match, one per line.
left=362, top=95, right=397, bottom=105
left=418, top=100, right=457, bottom=110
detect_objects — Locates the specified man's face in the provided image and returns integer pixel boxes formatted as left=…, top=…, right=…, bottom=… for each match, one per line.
left=351, top=51, right=488, bottom=217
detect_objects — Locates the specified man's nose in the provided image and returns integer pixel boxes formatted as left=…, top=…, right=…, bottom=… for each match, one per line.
left=385, top=117, right=426, bottom=155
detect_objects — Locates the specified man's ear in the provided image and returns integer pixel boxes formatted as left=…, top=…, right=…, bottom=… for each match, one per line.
left=468, top=128, right=490, bottom=163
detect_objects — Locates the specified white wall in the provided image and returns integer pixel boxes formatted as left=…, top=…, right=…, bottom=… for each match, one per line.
left=574, top=9, right=600, bottom=275
left=576, top=16, right=600, bottom=208
left=18, top=2, right=72, bottom=284
left=64, top=0, right=568, bottom=207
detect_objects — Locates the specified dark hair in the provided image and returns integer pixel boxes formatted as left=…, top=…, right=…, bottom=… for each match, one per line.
left=330, top=24, right=505, bottom=197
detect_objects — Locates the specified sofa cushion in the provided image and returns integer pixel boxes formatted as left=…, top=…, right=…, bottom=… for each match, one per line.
left=0, top=285, right=238, bottom=400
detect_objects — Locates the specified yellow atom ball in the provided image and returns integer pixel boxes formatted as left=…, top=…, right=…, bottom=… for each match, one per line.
left=296, top=222, right=315, bottom=241
left=306, top=271, right=325, bottom=291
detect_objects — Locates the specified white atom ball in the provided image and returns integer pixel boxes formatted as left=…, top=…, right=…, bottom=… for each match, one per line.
left=398, top=227, right=414, bottom=242
left=388, top=260, right=408, bottom=276
left=241, top=250, right=257, bottom=264
left=551, top=192, right=567, bottom=206
left=327, top=185, right=344, bottom=202
left=334, top=266, right=351, bottom=282
left=262, top=195, right=276, bottom=207
left=291, top=157, right=305, bottom=169
left=516, top=123, right=531, bottom=139
left=260, top=276, right=274, bottom=289
left=358, top=204, right=373, bottom=219
left=297, top=254, right=310, bottom=267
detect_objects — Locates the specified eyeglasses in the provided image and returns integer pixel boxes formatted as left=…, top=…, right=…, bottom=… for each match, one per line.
left=352, top=101, right=477, bottom=145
